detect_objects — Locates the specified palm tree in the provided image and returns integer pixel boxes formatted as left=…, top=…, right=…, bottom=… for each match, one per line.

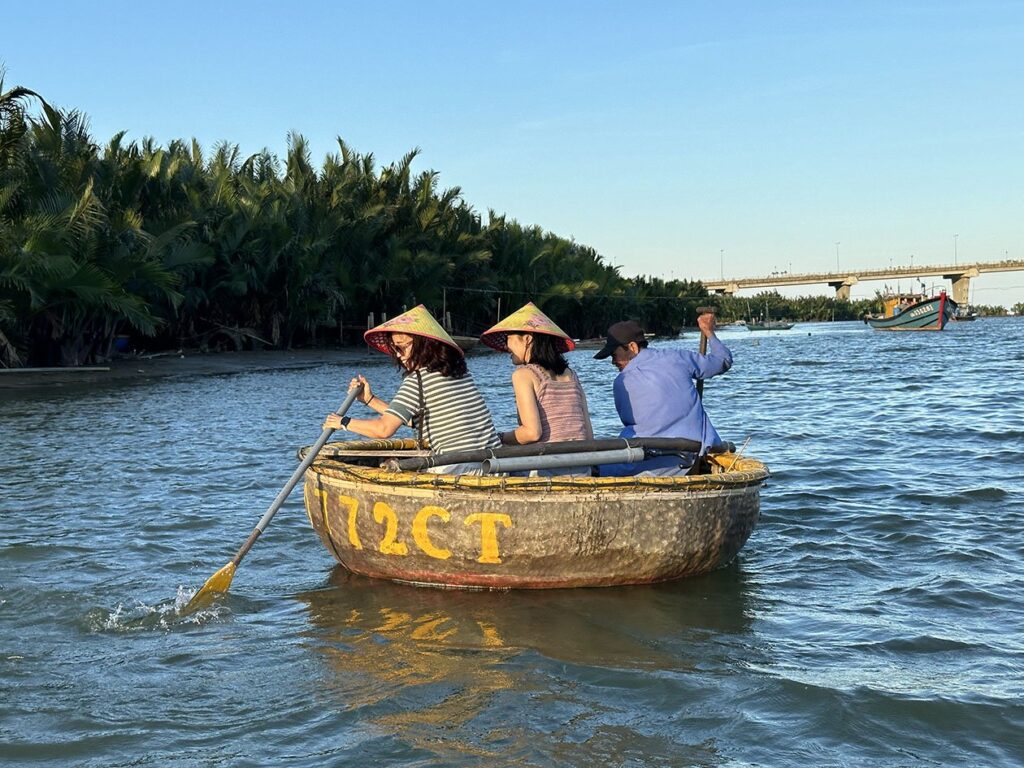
left=9, top=82, right=716, bottom=364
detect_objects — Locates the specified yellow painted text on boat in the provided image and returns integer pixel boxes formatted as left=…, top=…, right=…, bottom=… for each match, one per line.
left=338, top=494, right=513, bottom=564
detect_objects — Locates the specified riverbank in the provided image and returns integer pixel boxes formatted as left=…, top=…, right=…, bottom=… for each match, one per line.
left=0, top=348, right=386, bottom=390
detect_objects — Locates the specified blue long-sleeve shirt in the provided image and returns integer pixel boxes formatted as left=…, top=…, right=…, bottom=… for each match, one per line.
left=600, top=338, right=732, bottom=475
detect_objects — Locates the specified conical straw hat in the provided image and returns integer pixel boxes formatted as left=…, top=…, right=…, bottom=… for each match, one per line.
left=480, top=302, right=575, bottom=352
left=363, top=305, right=463, bottom=355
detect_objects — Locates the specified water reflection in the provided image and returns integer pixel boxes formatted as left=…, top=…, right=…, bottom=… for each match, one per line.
left=294, top=565, right=759, bottom=761
left=301, top=564, right=757, bottom=663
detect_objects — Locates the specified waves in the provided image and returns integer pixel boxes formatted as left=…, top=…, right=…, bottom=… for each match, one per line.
left=2, top=319, right=1023, bottom=765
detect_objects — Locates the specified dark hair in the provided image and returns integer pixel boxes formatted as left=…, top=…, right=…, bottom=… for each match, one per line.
left=516, top=332, right=568, bottom=375
left=387, top=334, right=467, bottom=378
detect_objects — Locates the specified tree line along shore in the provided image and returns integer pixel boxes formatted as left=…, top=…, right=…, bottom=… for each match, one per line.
left=4, top=75, right=968, bottom=370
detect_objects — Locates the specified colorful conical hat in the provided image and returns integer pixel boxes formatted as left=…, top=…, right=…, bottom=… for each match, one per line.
left=363, top=305, right=463, bottom=356
left=480, top=302, right=575, bottom=353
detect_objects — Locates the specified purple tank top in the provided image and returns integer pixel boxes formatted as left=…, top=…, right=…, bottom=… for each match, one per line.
left=525, top=364, right=591, bottom=442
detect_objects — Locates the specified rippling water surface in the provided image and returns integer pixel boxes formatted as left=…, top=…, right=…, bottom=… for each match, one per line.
left=2, top=320, right=1023, bottom=766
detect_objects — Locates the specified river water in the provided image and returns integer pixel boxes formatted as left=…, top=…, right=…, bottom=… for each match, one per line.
left=2, top=319, right=1022, bottom=767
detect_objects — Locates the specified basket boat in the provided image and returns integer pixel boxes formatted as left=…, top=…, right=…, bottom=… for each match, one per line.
left=301, top=439, right=769, bottom=590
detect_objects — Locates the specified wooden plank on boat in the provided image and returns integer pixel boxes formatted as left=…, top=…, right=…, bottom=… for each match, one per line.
left=320, top=449, right=433, bottom=459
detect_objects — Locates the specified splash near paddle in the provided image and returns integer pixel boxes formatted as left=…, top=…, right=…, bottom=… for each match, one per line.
left=183, top=385, right=363, bottom=613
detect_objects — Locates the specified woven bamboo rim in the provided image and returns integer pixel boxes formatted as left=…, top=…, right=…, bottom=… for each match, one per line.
left=305, top=439, right=769, bottom=492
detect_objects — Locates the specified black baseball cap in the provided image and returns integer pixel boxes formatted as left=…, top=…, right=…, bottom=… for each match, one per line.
left=594, top=320, right=646, bottom=359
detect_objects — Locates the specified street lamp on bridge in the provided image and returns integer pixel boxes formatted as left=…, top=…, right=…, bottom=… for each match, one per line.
left=835, top=241, right=840, bottom=272
left=954, top=234, right=959, bottom=266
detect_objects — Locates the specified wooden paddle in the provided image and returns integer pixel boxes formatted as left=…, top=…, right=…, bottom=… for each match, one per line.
left=695, top=305, right=715, bottom=399
left=185, top=384, right=363, bottom=611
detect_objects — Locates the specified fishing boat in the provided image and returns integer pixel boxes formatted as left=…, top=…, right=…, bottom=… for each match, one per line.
left=864, top=290, right=956, bottom=331
left=573, top=335, right=659, bottom=350
left=301, top=439, right=769, bottom=590
left=450, top=335, right=479, bottom=351
left=745, top=319, right=795, bottom=331
left=744, top=300, right=795, bottom=331
left=570, top=338, right=606, bottom=350
left=953, top=306, right=978, bottom=322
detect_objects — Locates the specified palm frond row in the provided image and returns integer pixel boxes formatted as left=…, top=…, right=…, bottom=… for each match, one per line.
left=0, top=77, right=878, bottom=367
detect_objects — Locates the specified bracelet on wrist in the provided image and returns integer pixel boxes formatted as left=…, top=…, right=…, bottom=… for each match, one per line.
left=340, top=416, right=351, bottom=428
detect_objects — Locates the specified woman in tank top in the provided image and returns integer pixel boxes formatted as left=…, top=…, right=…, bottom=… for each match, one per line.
left=480, top=303, right=593, bottom=474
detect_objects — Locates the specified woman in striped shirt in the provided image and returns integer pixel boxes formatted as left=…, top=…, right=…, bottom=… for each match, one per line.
left=323, top=305, right=499, bottom=474
left=480, top=303, right=593, bottom=475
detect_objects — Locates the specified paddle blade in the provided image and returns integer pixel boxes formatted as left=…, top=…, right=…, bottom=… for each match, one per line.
left=184, top=561, right=236, bottom=612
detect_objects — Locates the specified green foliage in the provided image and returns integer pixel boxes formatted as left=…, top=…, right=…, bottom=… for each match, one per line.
left=705, top=291, right=880, bottom=324
left=973, top=304, right=1009, bottom=317
left=0, top=81, right=890, bottom=367
left=0, top=85, right=185, bottom=366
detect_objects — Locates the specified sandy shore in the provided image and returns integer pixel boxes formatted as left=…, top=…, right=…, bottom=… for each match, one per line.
left=0, top=348, right=389, bottom=390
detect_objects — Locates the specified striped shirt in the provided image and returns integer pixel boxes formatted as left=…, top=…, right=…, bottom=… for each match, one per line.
left=524, top=364, right=592, bottom=443
left=386, top=370, right=500, bottom=455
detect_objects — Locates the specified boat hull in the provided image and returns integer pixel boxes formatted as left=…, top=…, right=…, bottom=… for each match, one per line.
left=450, top=335, right=478, bottom=351
left=302, top=441, right=768, bottom=589
left=867, top=293, right=956, bottom=331
left=744, top=321, right=794, bottom=331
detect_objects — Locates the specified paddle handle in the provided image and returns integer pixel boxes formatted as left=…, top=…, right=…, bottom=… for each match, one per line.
left=696, top=306, right=714, bottom=398
left=230, top=385, right=363, bottom=567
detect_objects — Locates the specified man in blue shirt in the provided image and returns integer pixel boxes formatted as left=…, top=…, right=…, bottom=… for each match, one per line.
left=594, top=313, right=732, bottom=475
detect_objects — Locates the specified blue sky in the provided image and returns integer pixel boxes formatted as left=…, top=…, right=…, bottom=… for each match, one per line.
left=5, top=1, right=1023, bottom=306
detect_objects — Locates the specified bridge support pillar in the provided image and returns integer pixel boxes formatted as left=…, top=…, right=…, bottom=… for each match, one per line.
left=828, top=276, right=859, bottom=301
left=943, top=268, right=979, bottom=305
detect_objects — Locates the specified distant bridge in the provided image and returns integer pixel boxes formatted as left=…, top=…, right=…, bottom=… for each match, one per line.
left=704, top=260, right=1024, bottom=303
